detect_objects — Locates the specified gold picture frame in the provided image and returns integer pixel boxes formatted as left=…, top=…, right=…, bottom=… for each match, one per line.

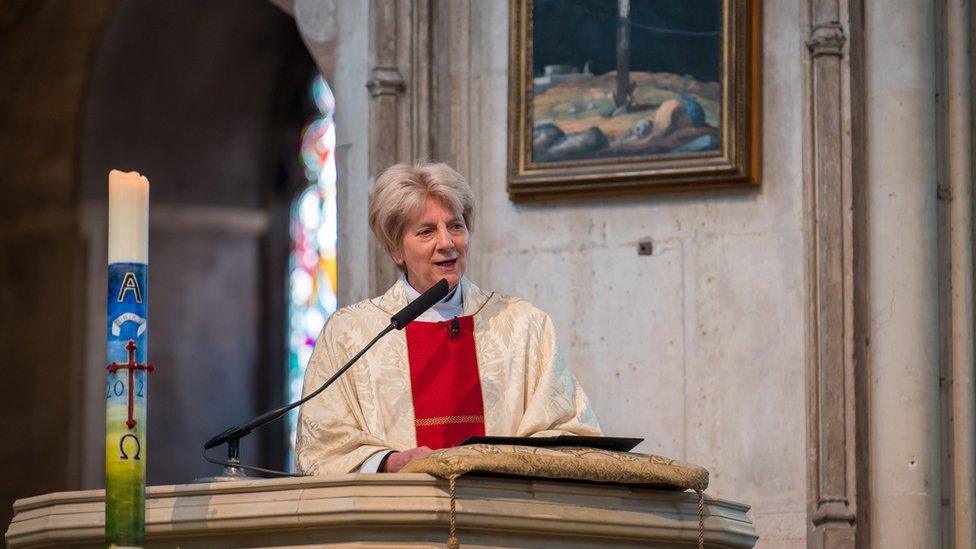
left=507, top=0, right=761, bottom=200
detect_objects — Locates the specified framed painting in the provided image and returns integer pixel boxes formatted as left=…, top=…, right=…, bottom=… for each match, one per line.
left=507, top=0, right=761, bottom=200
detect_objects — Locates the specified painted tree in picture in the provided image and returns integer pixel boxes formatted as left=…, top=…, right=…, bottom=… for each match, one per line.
left=613, top=0, right=634, bottom=112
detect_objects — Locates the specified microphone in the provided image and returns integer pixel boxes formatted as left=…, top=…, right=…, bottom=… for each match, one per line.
left=202, top=277, right=452, bottom=476
left=391, top=278, right=450, bottom=329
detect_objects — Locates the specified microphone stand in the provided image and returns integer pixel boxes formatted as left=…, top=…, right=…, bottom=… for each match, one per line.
left=198, top=324, right=394, bottom=482
left=197, top=438, right=249, bottom=483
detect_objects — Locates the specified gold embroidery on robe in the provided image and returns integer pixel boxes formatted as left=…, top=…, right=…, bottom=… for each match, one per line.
left=414, top=414, right=486, bottom=428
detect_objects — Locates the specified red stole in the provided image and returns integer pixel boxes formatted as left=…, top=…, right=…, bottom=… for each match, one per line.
left=405, top=316, right=485, bottom=449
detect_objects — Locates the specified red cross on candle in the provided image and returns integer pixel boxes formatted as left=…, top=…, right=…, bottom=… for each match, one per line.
left=107, top=340, right=154, bottom=429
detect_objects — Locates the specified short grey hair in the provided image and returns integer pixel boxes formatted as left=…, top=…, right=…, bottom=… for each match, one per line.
left=368, top=162, right=475, bottom=262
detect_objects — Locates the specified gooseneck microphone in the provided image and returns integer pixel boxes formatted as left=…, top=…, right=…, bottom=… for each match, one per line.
left=202, top=278, right=451, bottom=478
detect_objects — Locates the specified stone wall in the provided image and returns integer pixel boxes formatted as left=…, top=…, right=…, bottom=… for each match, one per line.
left=468, top=2, right=807, bottom=545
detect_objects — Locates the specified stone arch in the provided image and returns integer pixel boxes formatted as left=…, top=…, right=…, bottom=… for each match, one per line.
left=76, top=0, right=315, bottom=485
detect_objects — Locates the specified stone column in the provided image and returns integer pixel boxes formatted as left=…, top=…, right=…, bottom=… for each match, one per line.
left=804, top=0, right=866, bottom=544
left=289, top=0, right=438, bottom=301
left=288, top=0, right=375, bottom=306
left=865, top=0, right=942, bottom=545
left=365, top=0, right=407, bottom=296
left=364, top=0, right=437, bottom=296
left=945, top=0, right=976, bottom=544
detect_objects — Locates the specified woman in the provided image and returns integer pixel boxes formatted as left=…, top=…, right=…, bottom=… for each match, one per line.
left=295, top=162, right=600, bottom=475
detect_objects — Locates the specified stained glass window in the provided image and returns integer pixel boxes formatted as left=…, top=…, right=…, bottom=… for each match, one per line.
left=287, top=74, right=337, bottom=468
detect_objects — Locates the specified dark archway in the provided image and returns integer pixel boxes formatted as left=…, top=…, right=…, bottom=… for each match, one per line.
left=78, top=0, right=314, bottom=486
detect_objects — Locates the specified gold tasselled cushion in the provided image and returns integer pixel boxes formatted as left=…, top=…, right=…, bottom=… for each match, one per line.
left=401, top=443, right=708, bottom=491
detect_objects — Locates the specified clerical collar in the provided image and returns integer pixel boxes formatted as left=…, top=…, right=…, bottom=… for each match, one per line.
left=401, top=274, right=463, bottom=322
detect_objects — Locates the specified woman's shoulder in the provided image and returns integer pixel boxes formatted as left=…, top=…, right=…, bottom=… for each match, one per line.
left=481, top=289, right=552, bottom=324
left=322, top=297, right=390, bottom=334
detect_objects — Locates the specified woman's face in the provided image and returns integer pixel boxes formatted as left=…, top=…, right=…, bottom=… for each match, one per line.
left=393, top=197, right=468, bottom=293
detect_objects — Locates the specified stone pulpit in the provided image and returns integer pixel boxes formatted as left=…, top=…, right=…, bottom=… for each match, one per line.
left=5, top=474, right=757, bottom=548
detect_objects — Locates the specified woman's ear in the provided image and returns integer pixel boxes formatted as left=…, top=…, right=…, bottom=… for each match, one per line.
left=391, top=248, right=404, bottom=266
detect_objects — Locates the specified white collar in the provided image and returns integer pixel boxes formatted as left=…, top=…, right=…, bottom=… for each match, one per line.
left=400, top=274, right=463, bottom=321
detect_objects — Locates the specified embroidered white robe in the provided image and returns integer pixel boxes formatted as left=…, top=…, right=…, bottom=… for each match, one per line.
left=295, top=278, right=601, bottom=475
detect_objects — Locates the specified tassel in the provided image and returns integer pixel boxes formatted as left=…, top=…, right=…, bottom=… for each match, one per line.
left=695, top=489, right=705, bottom=549
left=448, top=475, right=459, bottom=548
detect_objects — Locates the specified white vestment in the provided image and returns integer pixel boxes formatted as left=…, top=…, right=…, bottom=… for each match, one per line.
left=295, top=277, right=601, bottom=475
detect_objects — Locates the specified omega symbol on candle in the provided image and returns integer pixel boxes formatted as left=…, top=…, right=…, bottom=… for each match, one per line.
left=116, top=272, right=143, bottom=303
left=118, top=434, right=142, bottom=460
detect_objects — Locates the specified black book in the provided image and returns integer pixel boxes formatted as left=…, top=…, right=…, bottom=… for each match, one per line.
left=459, top=435, right=643, bottom=452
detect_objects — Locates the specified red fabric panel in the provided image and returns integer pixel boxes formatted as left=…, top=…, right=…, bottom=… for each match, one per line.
left=405, top=316, right=485, bottom=449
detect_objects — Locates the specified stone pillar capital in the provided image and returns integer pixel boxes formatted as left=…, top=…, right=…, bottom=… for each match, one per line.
left=807, top=22, right=846, bottom=58
left=366, top=67, right=406, bottom=97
